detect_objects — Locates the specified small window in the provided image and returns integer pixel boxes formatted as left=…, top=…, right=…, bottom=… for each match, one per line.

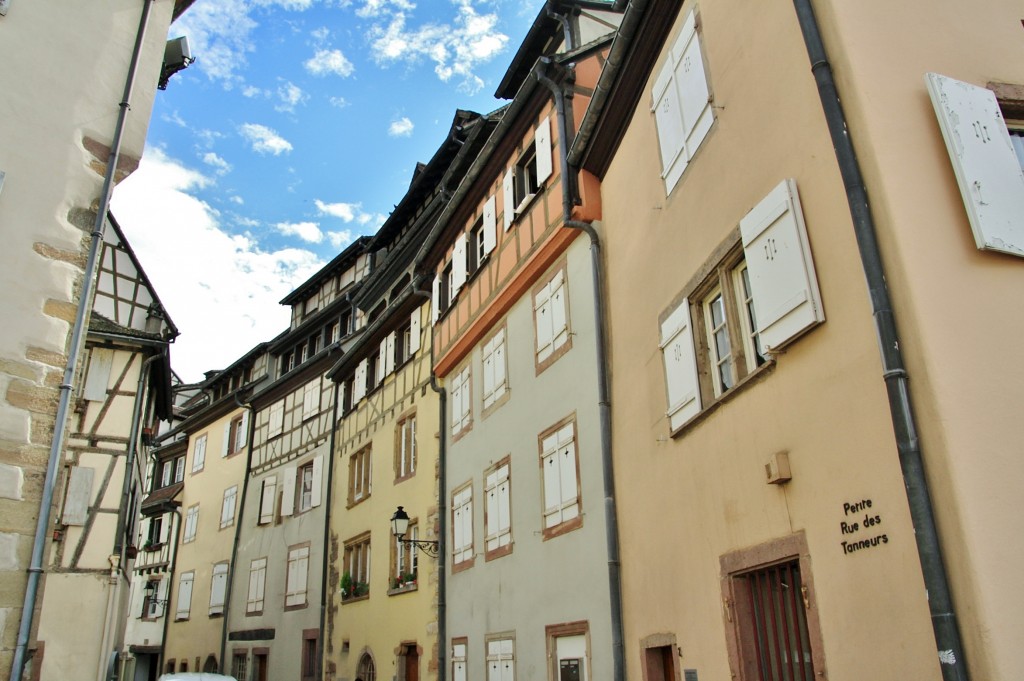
left=395, top=413, right=416, bottom=481
left=232, top=653, right=248, bottom=681
left=298, top=461, right=315, bottom=513
left=209, top=562, right=228, bottom=616
left=268, top=401, right=284, bottom=438
left=174, top=455, right=186, bottom=483
left=357, top=652, right=377, bottom=681
left=484, top=459, right=512, bottom=560
left=191, top=434, right=208, bottom=472
left=285, top=543, right=310, bottom=609
left=468, top=217, right=486, bottom=275
left=486, top=638, right=515, bottom=681
left=183, top=504, right=199, bottom=543
left=301, top=631, right=319, bottom=681
left=147, top=516, right=164, bottom=548
left=225, top=413, right=248, bottom=456
left=514, top=146, right=540, bottom=210
left=452, top=641, right=468, bottom=681
left=257, top=476, right=277, bottom=525
left=247, top=558, right=267, bottom=615
left=482, top=328, right=508, bottom=411
left=220, top=485, right=238, bottom=529
left=546, top=624, right=590, bottom=681
left=348, top=446, right=372, bottom=506
left=302, top=379, right=320, bottom=420
left=534, top=268, right=571, bottom=370
left=391, top=520, right=419, bottom=591
left=343, top=534, right=371, bottom=601
left=395, top=320, right=412, bottom=367
left=452, top=483, right=474, bottom=569
left=141, top=578, right=164, bottom=619
left=539, top=419, right=581, bottom=539
left=439, top=261, right=454, bottom=316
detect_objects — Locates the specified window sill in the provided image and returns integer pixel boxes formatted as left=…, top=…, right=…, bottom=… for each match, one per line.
left=511, top=186, right=545, bottom=224
left=284, top=601, right=309, bottom=612
left=481, top=388, right=509, bottom=419
left=387, top=582, right=418, bottom=596
left=535, top=337, right=572, bottom=376
left=669, top=360, right=776, bottom=438
left=451, top=557, right=475, bottom=574
left=484, top=543, right=513, bottom=562
left=393, top=472, right=416, bottom=485
left=245, top=609, right=264, bottom=617
left=542, top=516, right=583, bottom=541
left=347, top=494, right=370, bottom=510
left=341, top=594, right=369, bottom=605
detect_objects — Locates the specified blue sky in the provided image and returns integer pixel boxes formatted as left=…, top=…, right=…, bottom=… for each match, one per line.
left=111, top=0, right=538, bottom=382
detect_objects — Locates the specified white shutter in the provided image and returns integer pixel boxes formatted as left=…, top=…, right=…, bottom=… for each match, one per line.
left=493, top=334, right=506, bottom=401
left=660, top=298, right=702, bottom=429
left=209, top=563, right=228, bottom=614
left=259, top=477, right=276, bottom=524
left=542, top=450, right=561, bottom=527
left=83, top=348, right=113, bottom=401
left=311, top=455, right=324, bottom=509
left=303, top=380, right=319, bottom=419
left=558, top=438, right=578, bottom=522
left=354, top=359, right=368, bottom=402
left=452, top=234, right=468, bottom=295
left=502, top=168, right=515, bottom=230
left=925, top=73, right=1024, bottom=256
left=237, top=411, right=249, bottom=449
left=281, top=466, right=297, bottom=517
left=482, top=195, right=497, bottom=255
left=432, top=275, right=441, bottom=324
left=739, top=179, right=824, bottom=351
left=409, top=309, right=421, bottom=354
left=384, top=332, right=396, bottom=376
left=453, top=644, right=467, bottom=681
left=159, top=514, right=170, bottom=544
left=176, top=573, right=193, bottom=619
left=535, top=116, right=553, bottom=184
left=221, top=423, right=231, bottom=457
left=482, top=337, right=495, bottom=405
left=535, top=281, right=554, bottom=360
left=550, top=271, right=568, bottom=349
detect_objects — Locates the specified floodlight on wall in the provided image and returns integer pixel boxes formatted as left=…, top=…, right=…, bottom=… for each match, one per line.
left=390, top=506, right=438, bottom=558
left=159, top=36, right=194, bottom=90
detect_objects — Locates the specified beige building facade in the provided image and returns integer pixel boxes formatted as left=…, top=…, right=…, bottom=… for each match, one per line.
left=575, top=0, right=1024, bottom=680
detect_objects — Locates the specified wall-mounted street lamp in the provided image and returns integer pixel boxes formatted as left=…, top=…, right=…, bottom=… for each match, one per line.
left=391, top=506, right=438, bottom=558
left=143, top=580, right=168, bottom=607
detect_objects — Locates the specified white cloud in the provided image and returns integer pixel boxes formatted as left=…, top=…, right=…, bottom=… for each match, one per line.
left=110, top=148, right=323, bottom=382
left=239, top=123, right=294, bottom=155
left=254, top=0, right=315, bottom=9
left=242, top=85, right=269, bottom=98
left=172, top=0, right=257, bottom=86
left=305, top=49, right=355, bottom=77
left=230, top=195, right=245, bottom=205
left=367, top=1, right=508, bottom=94
left=357, top=0, right=416, bottom=19
left=327, top=230, right=354, bottom=248
left=202, top=152, right=232, bottom=175
left=311, top=26, right=330, bottom=42
left=388, top=116, right=414, bottom=137
left=277, top=221, right=324, bottom=243
left=315, top=199, right=357, bottom=221
left=276, top=81, right=309, bottom=112
left=329, top=96, right=350, bottom=109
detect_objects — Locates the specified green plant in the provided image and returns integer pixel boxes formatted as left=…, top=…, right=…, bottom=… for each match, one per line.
left=340, top=571, right=352, bottom=597
left=354, top=581, right=370, bottom=597
left=402, top=572, right=417, bottom=584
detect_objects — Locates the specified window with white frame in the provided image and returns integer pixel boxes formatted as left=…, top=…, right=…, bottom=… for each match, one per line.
left=660, top=179, right=824, bottom=431
left=486, top=638, right=515, bottom=681
left=452, top=641, right=468, bottom=681
left=450, top=365, right=471, bottom=436
left=268, top=400, right=284, bottom=438
left=482, top=328, right=508, bottom=410
left=220, top=485, right=238, bottom=529
left=504, top=117, right=553, bottom=227
left=223, top=412, right=248, bottom=457
left=258, top=476, right=276, bottom=525
left=209, top=562, right=228, bottom=615
left=652, top=8, right=714, bottom=194
left=540, top=420, right=581, bottom=537
left=191, top=434, right=207, bottom=472
left=484, top=460, right=512, bottom=559
left=183, top=504, right=199, bottom=543
left=141, top=578, right=164, bottom=619
left=452, top=484, right=474, bottom=567
left=175, top=571, right=194, bottom=620
left=174, top=455, right=186, bottom=483
left=247, top=557, right=267, bottom=614
left=297, top=459, right=316, bottom=513
left=395, top=414, right=416, bottom=481
left=534, top=269, right=570, bottom=367
left=285, top=544, right=310, bottom=608
left=392, top=521, right=418, bottom=588
left=348, top=446, right=371, bottom=505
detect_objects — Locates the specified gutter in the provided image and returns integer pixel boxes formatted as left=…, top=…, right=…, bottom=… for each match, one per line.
left=316, top=379, right=341, bottom=680
left=157, top=505, right=183, bottom=677
left=10, top=2, right=155, bottom=679
left=536, top=57, right=625, bottom=681
left=792, top=1, right=969, bottom=678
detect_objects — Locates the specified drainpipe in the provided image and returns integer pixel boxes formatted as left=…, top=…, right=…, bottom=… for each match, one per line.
left=10, top=2, right=154, bottom=679
left=158, top=505, right=183, bottom=677
left=792, top=2, right=968, bottom=678
left=411, top=276, right=447, bottom=681
left=536, top=58, right=625, bottom=681
left=221, top=392, right=257, bottom=671
left=317, top=377, right=341, bottom=680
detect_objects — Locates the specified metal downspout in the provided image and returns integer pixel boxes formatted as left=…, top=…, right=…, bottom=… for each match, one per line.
left=792, top=1, right=968, bottom=678
left=536, top=60, right=625, bottom=681
left=317, top=378, right=342, bottom=681
left=221, top=392, right=257, bottom=671
left=158, top=506, right=183, bottom=677
left=412, top=277, right=447, bottom=681
left=10, top=2, right=154, bottom=679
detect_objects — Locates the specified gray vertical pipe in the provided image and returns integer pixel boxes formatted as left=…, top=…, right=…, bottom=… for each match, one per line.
left=792, top=1, right=969, bottom=678
left=10, top=2, right=154, bottom=679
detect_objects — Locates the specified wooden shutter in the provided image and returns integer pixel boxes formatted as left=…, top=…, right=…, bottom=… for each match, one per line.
left=237, top=411, right=249, bottom=450
left=311, top=455, right=324, bottom=509
left=354, top=359, right=367, bottom=402
left=482, top=337, right=495, bottom=404
left=384, top=332, right=396, bottom=375
left=482, top=195, right=497, bottom=255
left=409, top=308, right=421, bottom=354
left=176, top=573, right=193, bottom=619
left=453, top=644, right=467, bottom=681
left=739, top=179, right=824, bottom=351
left=303, top=380, right=319, bottom=419
left=925, top=73, right=1024, bottom=256
left=83, top=348, right=113, bottom=401
left=259, top=477, right=276, bottom=525
left=452, top=234, right=468, bottom=297
left=535, top=116, right=553, bottom=183
left=61, top=466, right=93, bottom=526
left=492, top=332, right=506, bottom=401
left=209, top=564, right=228, bottom=614
left=549, top=271, right=568, bottom=350
left=221, top=423, right=231, bottom=457
left=660, top=298, right=702, bottom=429
left=502, top=168, right=515, bottom=230
left=535, top=280, right=553, bottom=360
left=432, top=274, right=441, bottom=324
left=281, top=466, right=297, bottom=517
